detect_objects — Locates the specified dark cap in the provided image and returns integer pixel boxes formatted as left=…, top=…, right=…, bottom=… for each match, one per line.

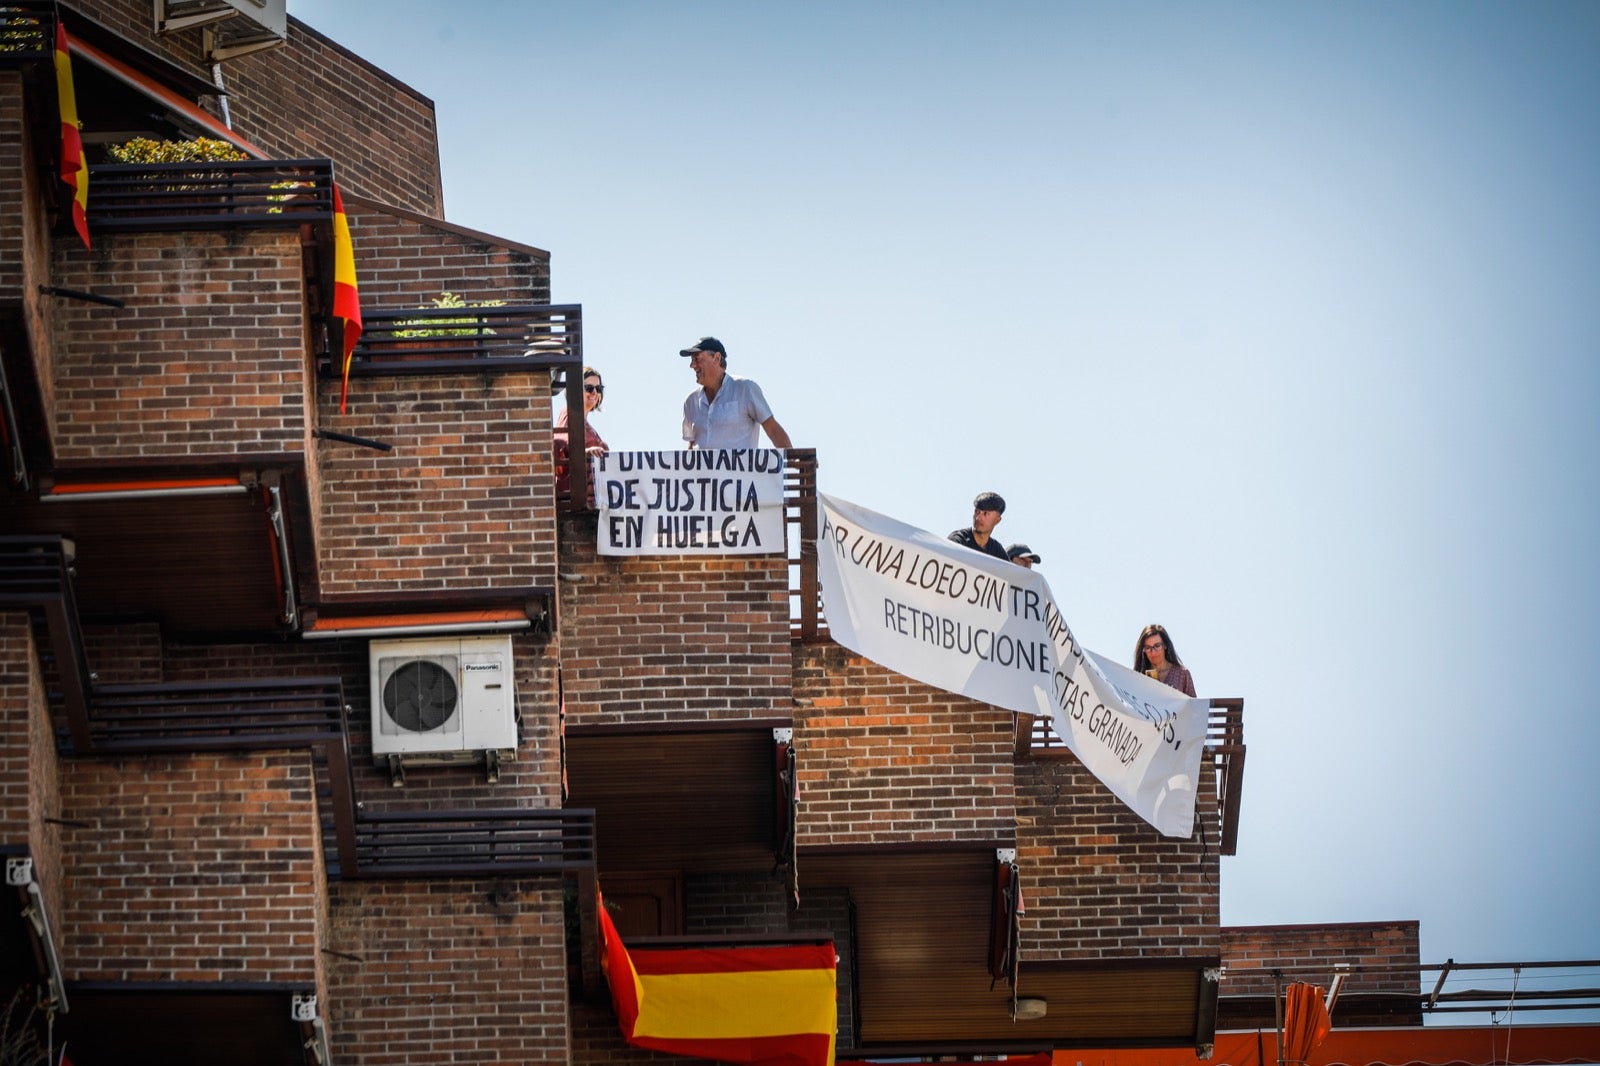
left=973, top=491, right=1006, bottom=514
left=1007, top=543, right=1041, bottom=564
left=680, top=336, right=726, bottom=357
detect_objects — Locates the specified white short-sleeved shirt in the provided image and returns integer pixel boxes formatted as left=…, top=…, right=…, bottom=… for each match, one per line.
left=681, top=375, right=774, bottom=450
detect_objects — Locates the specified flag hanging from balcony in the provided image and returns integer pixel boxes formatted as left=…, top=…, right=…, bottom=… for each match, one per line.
left=54, top=23, right=89, bottom=249
left=332, top=184, right=363, bottom=412
left=599, top=891, right=837, bottom=1066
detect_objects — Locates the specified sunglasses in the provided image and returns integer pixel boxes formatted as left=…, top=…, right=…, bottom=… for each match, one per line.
left=584, top=384, right=604, bottom=395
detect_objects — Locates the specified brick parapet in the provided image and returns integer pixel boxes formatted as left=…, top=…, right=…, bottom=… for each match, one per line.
left=791, top=642, right=1015, bottom=846
left=58, top=750, right=324, bottom=983
left=1221, top=921, right=1421, bottom=996
left=49, top=230, right=309, bottom=460
left=1015, top=754, right=1220, bottom=960
left=313, top=373, right=556, bottom=598
left=558, top=511, right=794, bottom=725
left=325, top=879, right=568, bottom=1065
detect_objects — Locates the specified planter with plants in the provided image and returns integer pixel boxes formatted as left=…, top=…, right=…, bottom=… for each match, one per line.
left=389, top=291, right=508, bottom=358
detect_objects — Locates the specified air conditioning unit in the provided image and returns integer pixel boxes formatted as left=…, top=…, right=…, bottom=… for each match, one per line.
left=155, top=0, right=288, bottom=61
left=370, top=636, right=517, bottom=774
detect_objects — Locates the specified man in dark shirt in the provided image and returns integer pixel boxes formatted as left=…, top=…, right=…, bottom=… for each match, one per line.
left=949, top=492, right=1009, bottom=562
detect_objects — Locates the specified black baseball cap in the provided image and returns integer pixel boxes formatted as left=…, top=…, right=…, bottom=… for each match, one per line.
left=1007, top=543, right=1041, bottom=564
left=680, top=336, right=726, bottom=357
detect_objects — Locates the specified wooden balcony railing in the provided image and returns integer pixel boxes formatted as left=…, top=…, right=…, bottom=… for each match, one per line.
left=1021, top=697, right=1246, bottom=855
left=0, top=2, right=55, bottom=65
left=86, top=159, right=335, bottom=231
left=785, top=449, right=823, bottom=641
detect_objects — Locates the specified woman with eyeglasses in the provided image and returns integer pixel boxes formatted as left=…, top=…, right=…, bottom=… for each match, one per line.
left=554, top=366, right=609, bottom=497
left=1133, top=624, right=1195, bottom=697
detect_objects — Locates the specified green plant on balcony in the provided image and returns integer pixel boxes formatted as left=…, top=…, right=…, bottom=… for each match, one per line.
left=394, top=291, right=507, bottom=339
left=105, top=136, right=250, bottom=163
left=0, top=19, right=42, bottom=56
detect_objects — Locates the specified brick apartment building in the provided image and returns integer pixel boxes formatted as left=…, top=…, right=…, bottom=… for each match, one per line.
left=0, top=2, right=1262, bottom=1062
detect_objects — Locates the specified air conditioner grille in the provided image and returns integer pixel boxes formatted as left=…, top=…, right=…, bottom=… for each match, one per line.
left=381, top=658, right=459, bottom=732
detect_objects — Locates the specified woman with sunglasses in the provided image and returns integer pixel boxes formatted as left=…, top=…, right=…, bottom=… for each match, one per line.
left=554, top=366, right=609, bottom=497
left=1133, top=624, right=1195, bottom=697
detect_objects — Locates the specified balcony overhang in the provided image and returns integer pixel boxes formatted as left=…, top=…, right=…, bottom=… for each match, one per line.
left=56, top=982, right=322, bottom=1066
left=0, top=458, right=315, bottom=640
left=566, top=723, right=794, bottom=874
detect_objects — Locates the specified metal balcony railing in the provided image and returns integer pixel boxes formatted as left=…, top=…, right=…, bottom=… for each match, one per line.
left=0, top=2, right=54, bottom=65
left=341, top=302, right=582, bottom=375
left=86, top=159, right=335, bottom=231
left=353, top=809, right=598, bottom=879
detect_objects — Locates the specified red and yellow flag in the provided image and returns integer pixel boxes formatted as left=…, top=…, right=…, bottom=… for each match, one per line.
left=332, top=184, right=363, bottom=412
left=54, top=22, right=89, bottom=249
left=599, top=892, right=837, bottom=1066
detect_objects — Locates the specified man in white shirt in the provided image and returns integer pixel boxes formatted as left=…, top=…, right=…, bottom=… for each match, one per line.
left=680, top=336, right=793, bottom=450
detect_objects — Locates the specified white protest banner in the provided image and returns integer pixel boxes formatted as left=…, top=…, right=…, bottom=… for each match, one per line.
left=816, top=493, right=1209, bottom=838
left=594, top=450, right=787, bottom=557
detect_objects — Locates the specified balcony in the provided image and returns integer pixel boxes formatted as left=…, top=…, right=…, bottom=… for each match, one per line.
left=3, top=534, right=594, bottom=881
left=86, top=158, right=335, bottom=231
left=340, top=302, right=582, bottom=375
left=0, top=2, right=53, bottom=66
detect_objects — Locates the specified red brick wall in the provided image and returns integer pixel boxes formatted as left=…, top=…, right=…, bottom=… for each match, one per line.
left=63, top=1, right=442, bottom=215
left=558, top=512, right=794, bottom=726
left=49, top=231, right=310, bottom=460
left=58, top=750, right=324, bottom=983
left=2, top=69, right=60, bottom=436
left=81, top=621, right=164, bottom=684
left=1016, top=754, right=1219, bottom=960
left=344, top=198, right=551, bottom=308
left=0, top=613, right=66, bottom=922
left=224, top=18, right=443, bottom=215
left=0, top=70, right=25, bottom=299
left=791, top=643, right=1015, bottom=845
left=0, top=613, right=35, bottom=847
left=326, top=879, right=568, bottom=1065
left=314, top=373, right=557, bottom=598
left=1222, top=921, right=1420, bottom=996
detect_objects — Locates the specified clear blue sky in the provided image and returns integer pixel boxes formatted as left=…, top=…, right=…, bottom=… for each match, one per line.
left=291, top=0, right=1600, bottom=978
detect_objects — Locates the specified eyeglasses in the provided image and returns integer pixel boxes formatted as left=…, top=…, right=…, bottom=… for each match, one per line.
left=584, top=384, right=604, bottom=394
left=1142, top=642, right=1164, bottom=653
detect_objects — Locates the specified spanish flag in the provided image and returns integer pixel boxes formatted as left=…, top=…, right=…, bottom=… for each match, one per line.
left=54, top=22, right=89, bottom=249
left=331, top=184, right=362, bottom=412
left=599, top=892, right=837, bottom=1066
